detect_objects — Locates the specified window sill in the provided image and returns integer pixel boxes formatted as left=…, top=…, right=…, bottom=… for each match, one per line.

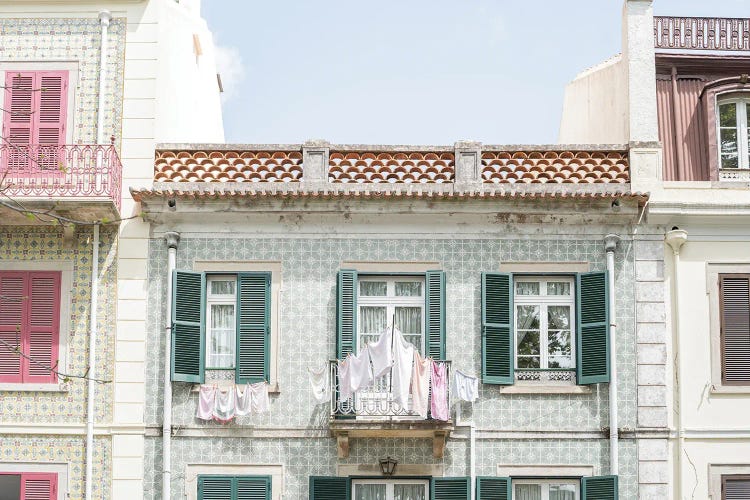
left=0, top=383, right=69, bottom=392
left=499, top=384, right=592, bottom=395
left=709, top=384, right=750, bottom=395
left=190, top=381, right=280, bottom=394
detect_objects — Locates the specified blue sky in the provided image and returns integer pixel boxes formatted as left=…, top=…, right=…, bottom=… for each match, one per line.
left=203, top=0, right=750, bottom=145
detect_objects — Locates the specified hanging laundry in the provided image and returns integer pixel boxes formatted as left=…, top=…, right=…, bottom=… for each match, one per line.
left=249, top=381, right=270, bottom=414
left=430, top=362, right=449, bottom=421
left=368, top=327, right=394, bottom=379
left=348, top=347, right=373, bottom=394
left=213, top=386, right=236, bottom=423
left=391, top=329, right=414, bottom=410
left=308, top=363, right=329, bottom=404
left=338, top=357, right=353, bottom=401
left=235, top=383, right=252, bottom=416
left=453, top=369, right=479, bottom=403
left=196, top=385, right=216, bottom=421
left=410, top=351, right=432, bottom=419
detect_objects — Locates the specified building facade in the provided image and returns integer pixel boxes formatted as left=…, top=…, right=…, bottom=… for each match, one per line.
left=0, top=1, right=223, bottom=498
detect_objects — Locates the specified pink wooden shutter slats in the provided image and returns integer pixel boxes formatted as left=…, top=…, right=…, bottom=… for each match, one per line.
left=0, top=272, right=26, bottom=382
left=36, top=72, right=68, bottom=172
left=21, top=473, right=57, bottom=500
left=2, top=72, right=35, bottom=170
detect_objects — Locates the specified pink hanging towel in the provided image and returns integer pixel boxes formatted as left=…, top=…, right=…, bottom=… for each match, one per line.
left=196, top=385, right=216, bottom=421
left=410, top=351, right=431, bottom=419
left=430, top=362, right=449, bottom=421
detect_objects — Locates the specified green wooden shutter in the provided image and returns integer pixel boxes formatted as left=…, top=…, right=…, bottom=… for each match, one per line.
left=198, top=476, right=232, bottom=500
left=576, top=271, right=610, bottom=385
left=582, top=475, right=618, bottom=500
left=477, top=477, right=511, bottom=500
left=237, top=476, right=271, bottom=500
left=336, top=270, right=357, bottom=358
left=309, top=476, right=350, bottom=500
left=171, top=270, right=205, bottom=383
left=425, top=270, right=446, bottom=360
left=482, top=272, right=513, bottom=384
left=236, top=272, right=271, bottom=384
left=431, top=477, right=470, bottom=500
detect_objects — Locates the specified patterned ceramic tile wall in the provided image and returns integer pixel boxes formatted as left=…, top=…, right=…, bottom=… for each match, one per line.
left=0, top=226, right=117, bottom=423
left=0, top=435, right=111, bottom=500
left=0, top=17, right=126, bottom=145
left=143, top=233, right=638, bottom=498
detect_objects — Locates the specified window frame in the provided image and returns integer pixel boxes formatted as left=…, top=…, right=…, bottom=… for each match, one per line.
left=351, top=478, right=429, bottom=499
left=716, top=95, right=750, bottom=171
left=718, top=273, right=750, bottom=386
left=512, top=478, right=580, bottom=500
left=197, top=474, right=271, bottom=500
left=722, top=474, right=750, bottom=500
left=513, top=275, right=577, bottom=371
left=205, top=275, right=238, bottom=370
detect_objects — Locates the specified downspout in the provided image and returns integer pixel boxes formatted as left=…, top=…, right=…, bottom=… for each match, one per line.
left=96, top=11, right=112, bottom=145
left=84, top=224, right=100, bottom=500
left=670, top=66, right=685, bottom=180
left=163, top=232, right=180, bottom=500
left=665, top=229, right=688, bottom=500
left=604, top=234, right=620, bottom=476
left=455, top=404, right=476, bottom=500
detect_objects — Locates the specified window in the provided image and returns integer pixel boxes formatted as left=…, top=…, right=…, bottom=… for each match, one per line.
left=357, top=276, right=425, bottom=352
left=719, top=274, right=750, bottom=385
left=351, top=479, right=428, bottom=500
left=198, top=475, right=270, bottom=500
left=723, top=475, right=750, bottom=500
left=0, top=472, right=57, bottom=500
left=513, top=479, right=579, bottom=500
left=171, top=271, right=271, bottom=384
left=514, top=277, right=575, bottom=370
left=717, top=95, right=750, bottom=170
left=0, top=271, right=61, bottom=384
left=1, top=71, right=68, bottom=171
left=482, top=272, right=609, bottom=386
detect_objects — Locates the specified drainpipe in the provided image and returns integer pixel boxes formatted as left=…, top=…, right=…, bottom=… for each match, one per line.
left=455, top=404, right=476, bottom=500
left=84, top=225, right=100, bottom=500
left=604, top=234, right=620, bottom=475
left=665, top=228, right=688, bottom=500
left=96, top=11, right=112, bottom=145
left=163, top=232, right=180, bottom=500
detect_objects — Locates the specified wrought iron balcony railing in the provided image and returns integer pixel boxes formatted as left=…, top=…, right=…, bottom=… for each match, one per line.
left=329, top=359, right=452, bottom=420
left=654, top=16, right=750, bottom=51
left=0, top=144, right=122, bottom=211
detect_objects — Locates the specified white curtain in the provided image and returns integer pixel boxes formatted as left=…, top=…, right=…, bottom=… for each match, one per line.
left=208, top=304, right=235, bottom=368
left=394, top=484, right=426, bottom=500
left=354, top=484, right=386, bottom=500
left=515, top=484, right=542, bottom=500
left=550, top=485, right=576, bottom=500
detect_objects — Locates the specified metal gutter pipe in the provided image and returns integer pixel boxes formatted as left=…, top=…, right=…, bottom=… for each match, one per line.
left=163, top=232, right=180, bottom=500
left=604, top=234, right=621, bottom=475
left=84, top=225, right=100, bottom=500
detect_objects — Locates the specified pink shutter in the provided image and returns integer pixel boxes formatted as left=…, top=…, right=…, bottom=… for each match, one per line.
left=2, top=72, right=35, bottom=170
left=25, top=272, right=61, bottom=383
left=35, top=71, right=68, bottom=171
left=21, top=472, right=57, bottom=500
left=0, top=271, right=26, bottom=383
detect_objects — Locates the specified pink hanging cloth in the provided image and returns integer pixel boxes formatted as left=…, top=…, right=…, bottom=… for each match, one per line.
left=410, top=351, right=431, bottom=419
left=430, top=362, right=449, bottom=421
left=196, top=385, right=216, bottom=421
left=213, top=386, right=236, bottom=423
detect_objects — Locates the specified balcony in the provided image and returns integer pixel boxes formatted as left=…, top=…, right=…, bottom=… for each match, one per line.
left=654, top=16, right=750, bottom=52
left=327, top=360, right=454, bottom=458
left=0, top=144, right=122, bottom=224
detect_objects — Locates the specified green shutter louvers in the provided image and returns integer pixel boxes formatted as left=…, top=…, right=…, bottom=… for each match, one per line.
left=198, top=475, right=271, bottom=500
left=336, top=270, right=357, bottom=358
left=425, top=270, right=446, bottom=360
left=576, top=271, right=610, bottom=384
left=582, top=475, right=618, bottom=500
left=198, top=476, right=232, bottom=500
left=236, top=272, right=271, bottom=384
left=477, top=476, right=511, bottom=500
left=309, top=476, right=350, bottom=500
left=481, top=272, right=514, bottom=385
left=236, top=476, right=271, bottom=500
left=431, top=477, right=470, bottom=500
left=171, top=270, right=205, bottom=383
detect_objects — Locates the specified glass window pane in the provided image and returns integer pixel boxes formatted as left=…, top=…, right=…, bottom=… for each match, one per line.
left=517, top=305, right=540, bottom=330
left=395, top=307, right=422, bottom=335
left=516, top=281, right=539, bottom=296
left=517, top=330, right=540, bottom=356
left=394, top=484, right=427, bottom=500
left=515, top=483, right=542, bottom=500
left=550, top=484, right=577, bottom=500
left=517, top=356, right=541, bottom=369
left=547, top=281, right=571, bottom=295
left=720, top=102, right=737, bottom=127
left=208, top=304, right=235, bottom=368
left=0, top=475, right=21, bottom=500
left=395, top=281, right=422, bottom=296
left=359, top=306, right=387, bottom=335
left=548, top=330, right=572, bottom=356
left=354, top=483, right=387, bottom=500
left=721, top=129, right=738, bottom=155
left=210, top=279, right=235, bottom=296
left=548, top=305, right=571, bottom=330
left=722, top=154, right=739, bottom=169
left=360, top=281, right=387, bottom=296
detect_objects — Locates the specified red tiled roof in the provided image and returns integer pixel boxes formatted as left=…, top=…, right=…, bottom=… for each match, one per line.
left=481, top=151, right=629, bottom=184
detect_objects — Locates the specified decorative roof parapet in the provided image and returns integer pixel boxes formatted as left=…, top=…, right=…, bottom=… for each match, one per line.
left=654, top=16, right=750, bottom=52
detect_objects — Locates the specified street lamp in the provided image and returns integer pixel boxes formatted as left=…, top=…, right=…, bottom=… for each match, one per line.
left=379, top=456, right=398, bottom=476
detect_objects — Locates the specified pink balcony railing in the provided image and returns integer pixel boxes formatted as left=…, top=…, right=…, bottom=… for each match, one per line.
left=0, top=144, right=122, bottom=211
left=654, top=16, right=750, bottom=51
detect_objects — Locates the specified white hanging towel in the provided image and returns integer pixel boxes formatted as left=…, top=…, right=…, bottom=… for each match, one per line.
left=391, top=328, right=414, bottom=409
left=454, top=369, right=479, bottom=403
left=338, top=357, right=353, bottom=401
left=410, top=351, right=432, bottom=418
left=213, top=386, right=236, bottom=423
left=368, top=327, right=394, bottom=379
left=196, top=385, right=216, bottom=421
left=249, top=381, right=270, bottom=414
left=235, top=383, right=252, bottom=416
left=348, top=347, right=373, bottom=394
left=308, top=363, right=329, bottom=404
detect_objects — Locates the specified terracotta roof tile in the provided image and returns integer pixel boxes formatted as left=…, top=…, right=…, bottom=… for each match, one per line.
left=481, top=151, right=629, bottom=184
left=154, top=150, right=303, bottom=183
left=328, top=151, right=454, bottom=183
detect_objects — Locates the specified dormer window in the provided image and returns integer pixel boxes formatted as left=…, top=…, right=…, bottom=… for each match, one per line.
left=718, top=95, right=750, bottom=171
